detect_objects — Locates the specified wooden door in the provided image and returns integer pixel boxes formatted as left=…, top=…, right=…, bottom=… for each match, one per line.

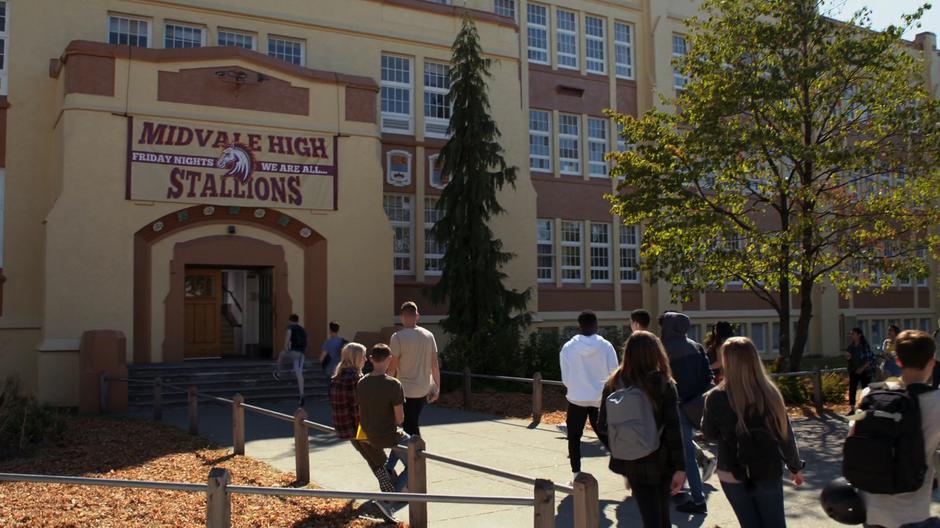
left=184, top=268, right=222, bottom=358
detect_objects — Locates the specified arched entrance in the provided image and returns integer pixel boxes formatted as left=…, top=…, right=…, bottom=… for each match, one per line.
left=133, top=205, right=326, bottom=363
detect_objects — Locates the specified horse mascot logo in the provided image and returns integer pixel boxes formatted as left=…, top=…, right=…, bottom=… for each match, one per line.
left=216, top=143, right=255, bottom=183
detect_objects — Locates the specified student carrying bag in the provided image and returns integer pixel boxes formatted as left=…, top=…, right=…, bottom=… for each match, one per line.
left=605, top=385, right=662, bottom=460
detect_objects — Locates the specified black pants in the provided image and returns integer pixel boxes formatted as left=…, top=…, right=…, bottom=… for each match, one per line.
left=403, top=396, right=426, bottom=436
left=630, top=478, right=672, bottom=527
left=565, top=402, right=599, bottom=473
left=849, top=370, right=872, bottom=408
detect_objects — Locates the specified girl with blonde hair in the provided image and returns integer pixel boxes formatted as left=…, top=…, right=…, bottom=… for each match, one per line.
left=702, top=337, right=805, bottom=528
left=329, top=342, right=367, bottom=440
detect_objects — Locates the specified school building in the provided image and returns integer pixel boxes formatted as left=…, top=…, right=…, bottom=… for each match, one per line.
left=0, top=0, right=938, bottom=406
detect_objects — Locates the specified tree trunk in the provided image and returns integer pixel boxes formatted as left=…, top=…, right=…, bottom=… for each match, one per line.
left=789, top=277, right=815, bottom=371
left=777, top=258, right=791, bottom=371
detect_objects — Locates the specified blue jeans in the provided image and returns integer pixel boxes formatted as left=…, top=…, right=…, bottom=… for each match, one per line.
left=384, top=433, right=411, bottom=491
left=679, top=413, right=706, bottom=504
left=883, top=356, right=902, bottom=378
left=721, top=478, right=786, bottom=528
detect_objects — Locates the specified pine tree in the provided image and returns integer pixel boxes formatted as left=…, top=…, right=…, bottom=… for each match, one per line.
left=429, top=16, right=530, bottom=371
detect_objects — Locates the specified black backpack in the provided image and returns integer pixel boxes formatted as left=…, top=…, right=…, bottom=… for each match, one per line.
left=734, top=419, right=784, bottom=483
left=289, top=324, right=308, bottom=352
left=842, top=383, right=934, bottom=494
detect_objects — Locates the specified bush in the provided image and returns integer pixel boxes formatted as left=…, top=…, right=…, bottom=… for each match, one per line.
left=0, top=378, right=66, bottom=459
left=520, top=331, right=564, bottom=380
left=774, top=375, right=810, bottom=405
left=821, top=372, right=848, bottom=404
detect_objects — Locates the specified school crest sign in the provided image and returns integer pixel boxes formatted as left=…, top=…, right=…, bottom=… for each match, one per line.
left=127, top=117, right=337, bottom=210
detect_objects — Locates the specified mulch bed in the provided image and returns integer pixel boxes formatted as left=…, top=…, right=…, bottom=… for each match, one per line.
left=0, top=416, right=400, bottom=527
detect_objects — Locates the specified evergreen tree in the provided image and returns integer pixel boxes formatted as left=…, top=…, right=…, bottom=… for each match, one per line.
left=429, top=17, right=530, bottom=371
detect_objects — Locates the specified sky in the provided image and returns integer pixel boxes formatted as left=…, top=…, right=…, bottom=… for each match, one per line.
left=823, top=0, right=940, bottom=40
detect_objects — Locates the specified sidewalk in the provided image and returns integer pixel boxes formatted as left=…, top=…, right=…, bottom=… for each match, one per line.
left=135, top=401, right=940, bottom=526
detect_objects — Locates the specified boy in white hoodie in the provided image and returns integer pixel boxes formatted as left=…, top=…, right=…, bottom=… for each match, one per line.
left=560, top=310, right=620, bottom=482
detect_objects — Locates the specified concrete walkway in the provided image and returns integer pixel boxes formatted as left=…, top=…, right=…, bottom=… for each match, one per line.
left=135, top=401, right=940, bottom=527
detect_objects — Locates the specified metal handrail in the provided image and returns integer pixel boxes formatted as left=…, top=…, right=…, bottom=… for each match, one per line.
left=421, top=451, right=574, bottom=494
left=445, top=367, right=849, bottom=386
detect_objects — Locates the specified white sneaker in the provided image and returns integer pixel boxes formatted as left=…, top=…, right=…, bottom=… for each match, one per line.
left=701, top=452, right=718, bottom=482
left=373, top=500, right=398, bottom=522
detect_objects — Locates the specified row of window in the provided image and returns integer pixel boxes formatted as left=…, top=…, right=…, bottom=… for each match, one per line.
left=107, top=14, right=305, bottom=65
left=526, top=4, right=635, bottom=79
left=383, top=194, right=446, bottom=275
left=537, top=220, right=639, bottom=284
left=0, top=1, right=8, bottom=95
left=380, top=54, right=452, bottom=137
left=530, top=110, right=629, bottom=176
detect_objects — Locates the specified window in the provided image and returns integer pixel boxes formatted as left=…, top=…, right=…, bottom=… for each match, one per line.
left=386, top=150, right=412, bottom=187
left=428, top=154, right=449, bottom=189
left=587, top=117, right=608, bottom=177
left=584, top=16, right=606, bottom=74
left=108, top=15, right=150, bottom=47
left=615, top=121, right=635, bottom=153
left=268, top=36, right=304, bottom=65
left=556, top=10, right=578, bottom=69
left=537, top=219, right=554, bottom=282
left=905, top=318, right=916, bottom=330
left=688, top=325, right=701, bottom=343
left=526, top=4, right=549, bottom=64
left=920, top=319, right=932, bottom=332
left=561, top=221, right=583, bottom=282
left=590, top=223, right=611, bottom=282
left=164, top=23, right=203, bottom=48
left=751, top=322, right=767, bottom=353
left=495, top=0, right=515, bottom=19
left=870, top=320, right=884, bottom=347
left=424, top=61, right=451, bottom=138
left=917, top=247, right=929, bottom=287
left=425, top=198, right=445, bottom=275
left=218, top=29, right=255, bottom=50
left=383, top=195, right=413, bottom=274
left=772, top=322, right=780, bottom=352
left=620, top=224, right=639, bottom=283
left=529, top=110, right=552, bottom=172
left=0, top=1, right=7, bottom=95
left=673, top=34, right=688, bottom=90
left=381, top=54, right=413, bottom=133
left=614, top=22, right=634, bottom=80
left=558, top=113, right=580, bottom=175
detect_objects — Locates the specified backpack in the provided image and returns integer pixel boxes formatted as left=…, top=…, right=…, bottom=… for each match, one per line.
left=842, top=383, right=934, bottom=494
left=734, top=419, right=784, bottom=483
left=289, top=324, right=308, bottom=352
left=605, top=386, right=662, bottom=461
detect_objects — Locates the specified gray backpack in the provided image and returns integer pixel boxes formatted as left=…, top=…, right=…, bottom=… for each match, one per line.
left=606, top=385, right=662, bottom=460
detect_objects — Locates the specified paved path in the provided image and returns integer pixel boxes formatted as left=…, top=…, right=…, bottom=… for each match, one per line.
left=135, top=401, right=940, bottom=527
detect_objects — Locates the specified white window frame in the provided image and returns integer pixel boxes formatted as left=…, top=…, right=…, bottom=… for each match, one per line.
left=424, top=197, right=445, bottom=275
left=381, top=54, right=414, bottom=134
left=537, top=219, right=554, bottom=282
left=751, top=322, right=767, bottom=354
left=556, top=9, right=579, bottom=70
left=384, top=194, right=414, bottom=275
left=495, top=0, right=515, bottom=19
left=587, top=117, right=608, bottom=177
left=529, top=109, right=552, bottom=172
left=561, top=221, right=583, bottom=283
left=386, top=150, right=412, bottom=187
left=164, top=22, right=205, bottom=49
left=423, top=60, right=451, bottom=139
left=673, top=34, right=688, bottom=90
left=0, top=1, right=8, bottom=96
left=614, top=21, right=634, bottom=80
left=217, top=29, right=256, bottom=50
left=267, top=36, right=305, bottom=66
left=527, top=3, right=549, bottom=65
left=108, top=14, right=151, bottom=48
left=590, top=223, right=611, bottom=283
left=558, top=113, right=581, bottom=175
left=584, top=15, right=606, bottom=74
left=619, top=224, right=640, bottom=283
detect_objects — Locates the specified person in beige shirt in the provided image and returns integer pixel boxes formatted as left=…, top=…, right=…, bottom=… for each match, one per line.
left=388, top=301, right=440, bottom=436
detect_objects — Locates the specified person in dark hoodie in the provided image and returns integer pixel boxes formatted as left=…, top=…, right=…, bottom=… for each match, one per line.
left=659, top=311, right=715, bottom=515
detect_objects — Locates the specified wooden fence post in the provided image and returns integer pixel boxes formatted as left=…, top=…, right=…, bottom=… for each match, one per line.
left=232, top=394, right=245, bottom=456
left=811, top=369, right=823, bottom=410
left=573, top=473, right=599, bottom=528
left=407, top=435, right=428, bottom=528
left=532, top=372, right=543, bottom=424
left=462, top=367, right=472, bottom=410
left=152, top=378, right=162, bottom=422
left=533, top=479, right=555, bottom=528
left=188, top=386, right=199, bottom=436
left=294, top=408, right=310, bottom=485
left=206, top=467, right=231, bottom=528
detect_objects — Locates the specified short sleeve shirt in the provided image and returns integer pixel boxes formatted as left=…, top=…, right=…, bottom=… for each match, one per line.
left=389, top=326, right=438, bottom=399
left=356, top=374, right=405, bottom=448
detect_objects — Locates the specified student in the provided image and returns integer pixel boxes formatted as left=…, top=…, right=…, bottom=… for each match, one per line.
left=355, top=344, right=409, bottom=520
left=560, top=310, right=619, bottom=484
left=704, top=321, right=735, bottom=382
left=329, top=342, right=366, bottom=441
left=388, top=301, right=440, bottom=436
left=931, top=318, right=940, bottom=389
left=320, top=321, right=346, bottom=379
left=845, top=327, right=874, bottom=414
left=882, top=324, right=902, bottom=379
left=631, top=309, right=652, bottom=333
left=596, top=331, right=687, bottom=527
left=273, top=314, right=307, bottom=407
left=849, top=330, right=940, bottom=528
left=659, top=311, right=715, bottom=514
left=702, top=337, right=805, bottom=528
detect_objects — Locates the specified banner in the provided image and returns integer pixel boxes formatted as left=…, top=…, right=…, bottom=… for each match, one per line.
left=127, top=117, right=337, bottom=210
